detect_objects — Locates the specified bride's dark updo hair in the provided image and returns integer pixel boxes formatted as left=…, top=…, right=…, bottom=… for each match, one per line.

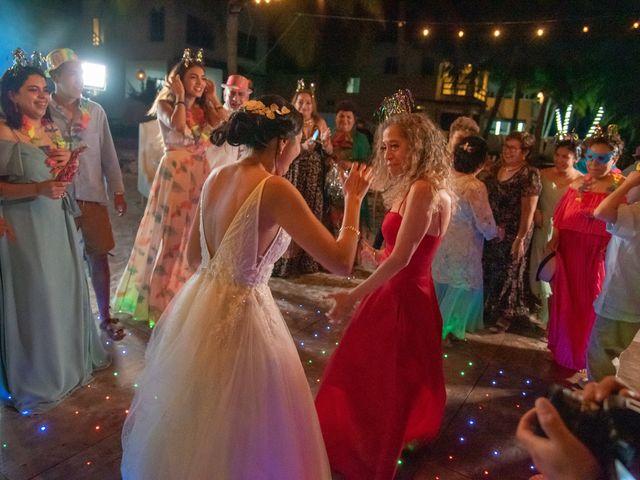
left=211, top=94, right=303, bottom=149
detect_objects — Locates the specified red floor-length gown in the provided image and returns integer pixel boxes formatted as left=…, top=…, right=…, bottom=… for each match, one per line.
left=315, top=211, right=446, bottom=480
left=548, top=187, right=611, bottom=370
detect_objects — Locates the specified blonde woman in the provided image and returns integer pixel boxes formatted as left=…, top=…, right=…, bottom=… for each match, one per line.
left=316, top=113, right=453, bottom=480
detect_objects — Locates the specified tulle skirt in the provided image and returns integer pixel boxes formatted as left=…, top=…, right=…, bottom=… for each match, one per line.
left=121, top=271, right=331, bottom=479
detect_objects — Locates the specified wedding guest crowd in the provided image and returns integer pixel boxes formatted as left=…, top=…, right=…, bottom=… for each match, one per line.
left=1, top=39, right=639, bottom=480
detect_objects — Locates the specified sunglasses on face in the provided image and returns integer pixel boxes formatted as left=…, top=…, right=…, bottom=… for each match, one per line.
left=585, top=148, right=615, bottom=164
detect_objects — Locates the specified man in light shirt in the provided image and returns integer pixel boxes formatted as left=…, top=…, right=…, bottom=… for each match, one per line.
left=46, top=48, right=126, bottom=340
left=206, top=74, right=252, bottom=170
left=588, top=170, right=640, bottom=380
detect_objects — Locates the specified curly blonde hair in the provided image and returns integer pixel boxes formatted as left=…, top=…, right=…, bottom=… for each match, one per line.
left=372, top=113, right=453, bottom=210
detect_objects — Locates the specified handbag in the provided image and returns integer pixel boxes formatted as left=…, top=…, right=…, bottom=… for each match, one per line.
left=536, top=252, right=556, bottom=283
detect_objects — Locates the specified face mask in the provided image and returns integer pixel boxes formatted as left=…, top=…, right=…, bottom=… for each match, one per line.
left=585, top=148, right=615, bottom=164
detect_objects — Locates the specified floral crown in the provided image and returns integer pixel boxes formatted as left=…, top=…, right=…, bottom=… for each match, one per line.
left=555, top=130, right=580, bottom=144
left=241, top=100, right=291, bottom=119
left=296, top=79, right=315, bottom=96
left=587, top=124, right=623, bottom=154
left=7, top=48, right=47, bottom=73
left=374, top=89, right=415, bottom=122
left=181, top=48, right=205, bottom=68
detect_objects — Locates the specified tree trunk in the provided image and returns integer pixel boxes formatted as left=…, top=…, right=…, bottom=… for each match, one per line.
left=533, top=95, right=550, bottom=152
left=482, top=78, right=508, bottom=138
left=226, top=3, right=240, bottom=75
left=509, top=79, right=523, bottom=132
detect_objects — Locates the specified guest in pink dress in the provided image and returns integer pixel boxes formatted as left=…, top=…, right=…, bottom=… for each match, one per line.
left=547, top=126, right=625, bottom=370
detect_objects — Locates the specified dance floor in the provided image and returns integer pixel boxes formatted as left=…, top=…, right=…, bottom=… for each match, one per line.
left=0, top=155, right=637, bottom=480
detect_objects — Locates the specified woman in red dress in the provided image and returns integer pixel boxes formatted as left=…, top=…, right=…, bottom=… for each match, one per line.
left=315, top=113, right=453, bottom=480
left=547, top=126, right=625, bottom=371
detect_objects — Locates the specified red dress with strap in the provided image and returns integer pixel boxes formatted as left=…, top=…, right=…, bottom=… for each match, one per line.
left=315, top=211, right=446, bottom=480
left=548, top=187, right=612, bottom=370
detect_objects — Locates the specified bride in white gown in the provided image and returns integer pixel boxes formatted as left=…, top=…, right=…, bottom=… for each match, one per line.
left=121, top=95, right=372, bottom=480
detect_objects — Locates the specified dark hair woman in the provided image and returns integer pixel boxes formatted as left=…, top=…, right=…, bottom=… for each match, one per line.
left=121, top=95, right=372, bottom=479
left=479, top=131, right=542, bottom=332
left=0, top=56, right=109, bottom=414
left=528, top=136, right=582, bottom=324
left=433, top=135, right=500, bottom=342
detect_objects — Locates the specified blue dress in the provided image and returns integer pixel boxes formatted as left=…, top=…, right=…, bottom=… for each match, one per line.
left=0, top=140, right=109, bottom=414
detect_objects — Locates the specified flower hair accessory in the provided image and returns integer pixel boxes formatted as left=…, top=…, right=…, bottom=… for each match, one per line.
left=588, top=124, right=622, bottom=155
left=460, top=142, right=473, bottom=153
left=296, top=79, right=315, bottom=95
left=241, top=100, right=290, bottom=119
left=181, top=48, right=205, bottom=68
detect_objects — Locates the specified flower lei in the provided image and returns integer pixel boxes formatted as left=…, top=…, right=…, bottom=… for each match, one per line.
left=185, top=105, right=213, bottom=144
left=241, top=100, right=290, bottom=119
left=20, top=115, right=79, bottom=181
left=576, top=172, right=625, bottom=203
left=69, top=101, right=91, bottom=143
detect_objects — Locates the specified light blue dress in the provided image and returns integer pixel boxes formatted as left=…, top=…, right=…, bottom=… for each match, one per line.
left=0, top=140, right=109, bottom=414
left=432, top=175, right=497, bottom=339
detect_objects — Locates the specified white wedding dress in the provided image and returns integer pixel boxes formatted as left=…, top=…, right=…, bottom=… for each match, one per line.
left=121, top=176, right=331, bottom=479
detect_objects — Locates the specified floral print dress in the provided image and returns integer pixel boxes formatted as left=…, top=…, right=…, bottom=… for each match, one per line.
left=112, top=109, right=212, bottom=325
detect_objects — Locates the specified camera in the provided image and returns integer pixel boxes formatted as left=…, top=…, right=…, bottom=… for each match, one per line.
left=537, top=385, right=640, bottom=479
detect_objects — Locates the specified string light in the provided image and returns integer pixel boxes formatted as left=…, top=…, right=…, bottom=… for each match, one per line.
left=493, top=28, right=501, bottom=37
left=582, top=25, right=589, bottom=33
left=633, top=21, right=639, bottom=29
left=587, top=106, right=605, bottom=136
left=458, top=30, right=465, bottom=38
left=536, top=27, right=545, bottom=37
left=422, top=27, right=430, bottom=37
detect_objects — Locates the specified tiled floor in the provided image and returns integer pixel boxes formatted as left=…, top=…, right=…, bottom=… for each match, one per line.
left=0, top=156, right=636, bottom=479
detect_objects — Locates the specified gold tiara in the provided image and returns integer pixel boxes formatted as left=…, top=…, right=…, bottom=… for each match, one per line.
left=181, top=48, right=204, bottom=68
left=8, top=48, right=47, bottom=72
left=296, top=79, right=315, bottom=95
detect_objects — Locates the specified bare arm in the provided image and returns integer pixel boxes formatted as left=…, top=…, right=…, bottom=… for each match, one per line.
left=328, top=181, right=443, bottom=320
left=594, top=171, right=638, bottom=224
left=512, top=195, right=538, bottom=260
left=266, top=164, right=371, bottom=276
left=157, top=100, right=186, bottom=134
left=186, top=202, right=202, bottom=270
left=0, top=180, right=68, bottom=199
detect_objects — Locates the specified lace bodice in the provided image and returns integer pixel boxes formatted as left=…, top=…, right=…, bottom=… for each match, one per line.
left=432, top=175, right=497, bottom=289
left=198, top=177, right=291, bottom=286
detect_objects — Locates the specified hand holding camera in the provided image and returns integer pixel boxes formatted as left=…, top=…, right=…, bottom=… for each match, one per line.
left=517, top=377, right=640, bottom=480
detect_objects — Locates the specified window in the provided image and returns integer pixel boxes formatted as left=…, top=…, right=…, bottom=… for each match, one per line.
left=238, top=32, right=257, bottom=60
left=150, top=8, right=165, bottom=42
left=186, top=15, right=214, bottom=49
left=384, top=57, right=398, bottom=74
left=92, top=18, right=104, bottom=46
left=492, top=120, right=522, bottom=135
left=346, top=77, right=360, bottom=94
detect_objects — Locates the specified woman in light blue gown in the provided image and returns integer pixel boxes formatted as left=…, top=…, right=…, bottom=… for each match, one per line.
left=0, top=61, right=109, bottom=414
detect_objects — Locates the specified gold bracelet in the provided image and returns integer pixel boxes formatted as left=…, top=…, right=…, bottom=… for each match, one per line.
left=339, top=225, right=360, bottom=237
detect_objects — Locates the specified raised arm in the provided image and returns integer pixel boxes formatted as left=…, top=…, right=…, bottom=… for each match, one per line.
left=265, top=163, right=372, bottom=276
left=594, top=171, right=637, bottom=224
left=328, top=180, right=446, bottom=320
left=156, top=99, right=185, bottom=134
